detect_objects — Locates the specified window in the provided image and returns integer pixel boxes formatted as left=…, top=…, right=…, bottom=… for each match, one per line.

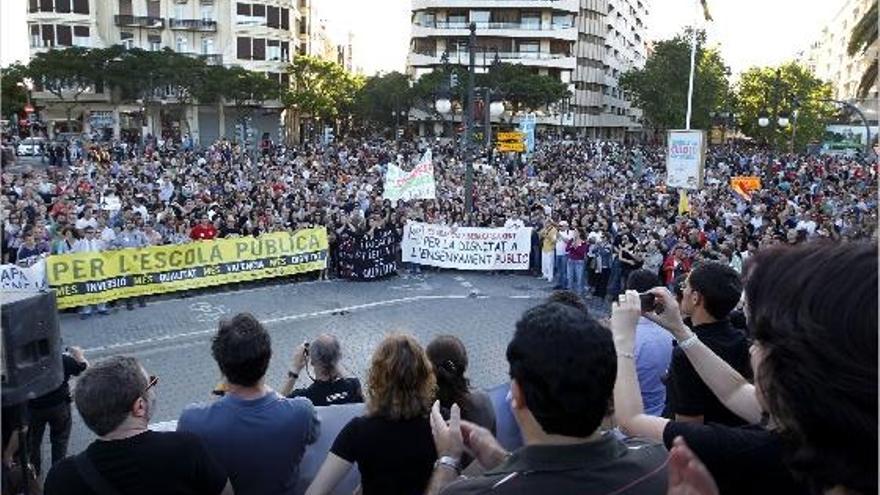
left=267, top=39, right=280, bottom=60
left=518, top=41, right=539, bottom=56
left=521, top=12, right=541, bottom=29
left=119, top=0, right=132, bottom=15
left=56, top=25, right=72, bottom=46
left=469, top=10, right=489, bottom=26
left=121, top=31, right=134, bottom=49
left=147, top=0, right=160, bottom=18
left=56, top=0, right=71, bottom=13
left=174, top=3, right=186, bottom=19
left=30, top=25, right=40, bottom=47
left=252, top=4, right=265, bottom=19
left=41, top=24, right=55, bottom=47
left=281, top=73, right=289, bottom=87
left=29, top=0, right=38, bottom=13
left=201, top=35, right=214, bottom=54
left=200, top=4, right=213, bottom=20
left=149, top=34, right=161, bottom=51
left=237, top=36, right=251, bottom=59
left=281, top=8, right=289, bottom=29
left=447, top=12, right=466, bottom=28
left=236, top=2, right=250, bottom=16
left=176, top=34, right=188, bottom=52
left=253, top=38, right=265, bottom=60
left=281, top=41, right=289, bottom=61
left=39, top=0, right=52, bottom=12
left=552, top=13, right=573, bottom=28
left=267, top=6, right=279, bottom=28
left=420, top=11, right=435, bottom=27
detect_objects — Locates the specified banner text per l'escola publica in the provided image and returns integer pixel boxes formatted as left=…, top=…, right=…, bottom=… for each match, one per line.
left=46, top=228, right=328, bottom=308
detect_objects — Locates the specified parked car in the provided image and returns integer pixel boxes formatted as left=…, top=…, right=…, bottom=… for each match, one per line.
left=16, top=137, right=46, bottom=156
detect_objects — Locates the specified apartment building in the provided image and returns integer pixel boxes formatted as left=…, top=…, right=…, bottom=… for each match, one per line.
left=26, top=0, right=306, bottom=144
left=406, top=0, right=648, bottom=141
left=798, top=0, right=878, bottom=123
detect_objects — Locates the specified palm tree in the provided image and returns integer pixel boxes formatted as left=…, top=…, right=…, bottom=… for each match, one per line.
left=847, top=0, right=878, bottom=98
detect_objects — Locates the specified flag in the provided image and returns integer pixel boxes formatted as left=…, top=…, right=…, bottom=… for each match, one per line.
left=678, top=189, right=690, bottom=215
left=700, top=0, right=713, bottom=22
left=730, top=176, right=761, bottom=202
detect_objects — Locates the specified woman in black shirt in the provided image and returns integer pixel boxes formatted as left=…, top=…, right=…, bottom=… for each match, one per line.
left=306, top=334, right=436, bottom=495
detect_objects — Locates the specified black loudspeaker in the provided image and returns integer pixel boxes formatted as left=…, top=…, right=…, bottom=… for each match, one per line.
left=1, top=291, right=63, bottom=407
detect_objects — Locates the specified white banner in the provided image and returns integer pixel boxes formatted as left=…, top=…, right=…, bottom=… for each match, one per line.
left=1, top=260, right=48, bottom=291
left=383, top=149, right=436, bottom=202
left=402, top=222, right=532, bottom=270
left=666, top=130, right=706, bottom=190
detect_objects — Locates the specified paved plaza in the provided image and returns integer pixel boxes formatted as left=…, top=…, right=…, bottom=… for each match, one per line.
left=53, top=271, right=610, bottom=458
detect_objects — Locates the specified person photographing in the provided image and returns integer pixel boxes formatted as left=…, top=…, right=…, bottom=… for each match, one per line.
left=280, top=334, right=364, bottom=407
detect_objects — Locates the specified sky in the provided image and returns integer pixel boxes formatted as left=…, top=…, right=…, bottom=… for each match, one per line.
left=1, top=0, right=847, bottom=77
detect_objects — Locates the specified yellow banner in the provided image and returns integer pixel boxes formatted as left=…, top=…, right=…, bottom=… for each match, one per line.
left=46, top=228, right=328, bottom=309
left=496, top=142, right=525, bottom=153
left=730, top=176, right=761, bottom=201
left=496, top=131, right=524, bottom=142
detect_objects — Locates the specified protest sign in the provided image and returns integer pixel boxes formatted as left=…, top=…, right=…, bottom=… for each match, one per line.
left=383, top=149, right=436, bottom=202
left=1, top=261, right=48, bottom=291
left=730, top=176, right=761, bottom=201
left=46, top=228, right=328, bottom=308
left=402, top=222, right=532, bottom=270
left=666, top=130, right=706, bottom=190
left=337, top=226, right=399, bottom=280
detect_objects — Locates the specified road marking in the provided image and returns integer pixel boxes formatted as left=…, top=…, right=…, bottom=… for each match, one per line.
left=509, top=295, right=535, bottom=299
left=82, top=294, right=471, bottom=354
left=144, top=279, right=332, bottom=307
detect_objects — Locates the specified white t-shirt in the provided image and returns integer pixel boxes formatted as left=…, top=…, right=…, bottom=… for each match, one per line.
left=75, top=217, right=98, bottom=231
left=504, top=218, right=525, bottom=229
left=555, top=229, right=573, bottom=255
left=796, top=219, right=817, bottom=236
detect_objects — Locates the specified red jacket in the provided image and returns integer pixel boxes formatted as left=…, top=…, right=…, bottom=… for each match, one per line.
left=662, top=254, right=692, bottom=285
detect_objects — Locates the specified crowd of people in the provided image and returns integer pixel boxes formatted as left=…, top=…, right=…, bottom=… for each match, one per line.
left=1, top=135, right=877, bottom=495
left=2, top=239, right=875, bottom=495
left=2, top=136, right=876, bottom=302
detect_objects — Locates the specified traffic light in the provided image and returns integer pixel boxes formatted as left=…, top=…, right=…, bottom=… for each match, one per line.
left=450, top=73, right=458, bottom=88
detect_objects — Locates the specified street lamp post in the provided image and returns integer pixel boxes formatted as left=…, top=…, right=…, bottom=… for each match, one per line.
left=463, top=22, right=477, bottom=219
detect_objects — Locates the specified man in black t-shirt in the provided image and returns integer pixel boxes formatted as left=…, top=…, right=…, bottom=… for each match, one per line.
left=28, top=346, right=88, bottom=476
left=280, top=334, right=364, bottom=407
left=665, top=262, right=752, bottom=427
left=44, top=356, right=231, bottom=495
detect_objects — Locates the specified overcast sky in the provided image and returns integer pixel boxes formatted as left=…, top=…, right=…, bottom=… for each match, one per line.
left=1, top=0, right=846, bottom=77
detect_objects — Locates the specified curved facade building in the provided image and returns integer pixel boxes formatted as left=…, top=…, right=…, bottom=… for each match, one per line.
left=407, top=0, right=649, bottom=141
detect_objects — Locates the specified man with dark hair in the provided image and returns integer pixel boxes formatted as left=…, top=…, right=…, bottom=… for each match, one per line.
left=178, top=313, right=319, bottom=495
left=666, top=261, right=751, bottom=426
left=425, top=302, right=667, bottom=494
left=279, top=334, right=364, bottom=406
left=625, top=269, right=673, bottom=416
left=44, top=356, right=232, bottom=494
left=546, top=289, right=588, bottom=313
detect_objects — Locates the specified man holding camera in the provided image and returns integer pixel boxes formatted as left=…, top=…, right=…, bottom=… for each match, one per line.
left=280, top=334, right=363, bottom=407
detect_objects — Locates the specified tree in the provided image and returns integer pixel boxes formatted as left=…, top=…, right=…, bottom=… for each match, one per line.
left=26, top=47, right=100, bottom=131
left=847, top=0, right=878, bottom=98
left=620, top=29, right=731, bottom=134
left=1, top=63, right=30, bottom=117
left=283, top=55, right=363, bottom=121
left=735, top=63, right=835, bottom=151
left=219, top=66, right=280, bottom=144
left=479, top=63, right=569, bottom=114
left=352, top=71, right=412, bottom=127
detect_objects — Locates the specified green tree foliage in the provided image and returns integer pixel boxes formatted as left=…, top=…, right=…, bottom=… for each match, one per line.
left=620, top=29, right=731, bottom=132
left=735, top=63, right=835, bottom=151
left=25, top=46, right=100, bottom=129
left=283, top=55, right=363, bottom=120
left=352, top=71, right=412, bottom=126
left=0, top=63, right=30, bottom=117
left=847, top=0, right=878, bottom=98
left=479, top=63, right=569, bottom=114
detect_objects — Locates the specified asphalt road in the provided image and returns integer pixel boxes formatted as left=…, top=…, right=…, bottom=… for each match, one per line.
left=45, top=270, right=610, bottom=463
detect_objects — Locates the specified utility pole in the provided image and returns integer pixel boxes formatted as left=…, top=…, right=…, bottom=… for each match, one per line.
left=464, top=22, right=476, bottom=220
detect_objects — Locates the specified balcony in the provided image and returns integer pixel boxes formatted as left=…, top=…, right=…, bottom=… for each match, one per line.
left=169, top=18, right=218, bottom=31
left=412, top=22, right=576, bottom=41
left=412, top=0, right=578, bottom=13
left=114, top=15, right=165, bottom=29
left=408, top=50, right=575, bottom=70
left=181, top=52, right=224, bottom=65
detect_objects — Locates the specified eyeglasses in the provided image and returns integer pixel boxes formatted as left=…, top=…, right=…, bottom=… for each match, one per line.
left=144, top=375, right=159, bottom=393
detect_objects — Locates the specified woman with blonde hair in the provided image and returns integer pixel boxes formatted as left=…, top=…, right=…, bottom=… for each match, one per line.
left=306, top=333, right=437, bottom=495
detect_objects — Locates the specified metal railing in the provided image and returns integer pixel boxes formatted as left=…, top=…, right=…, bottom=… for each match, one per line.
left=114, top=15, right=165, bottom=29
left=169, top=18, right=218, bottom=31
left=415, top=21, right=573, bottom=30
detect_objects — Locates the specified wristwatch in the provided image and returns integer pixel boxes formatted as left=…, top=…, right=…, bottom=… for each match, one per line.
left=434, top=455, right=461, bottom=474
left=287, top=370, right=299, bottom=379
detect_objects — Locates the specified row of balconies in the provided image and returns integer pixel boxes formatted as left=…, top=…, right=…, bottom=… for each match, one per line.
left=114, top=15, right=218, bottom=31
left=411, top=0, right=579, bottom=13
left=411, top=23, right=577, bottom=42
left=408, top=50, right=576, bottom=70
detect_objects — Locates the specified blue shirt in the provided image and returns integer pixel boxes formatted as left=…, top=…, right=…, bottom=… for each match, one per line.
left=177, top=391, right=320, bottom=495
left=634, top=318, right=674, bottom=416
